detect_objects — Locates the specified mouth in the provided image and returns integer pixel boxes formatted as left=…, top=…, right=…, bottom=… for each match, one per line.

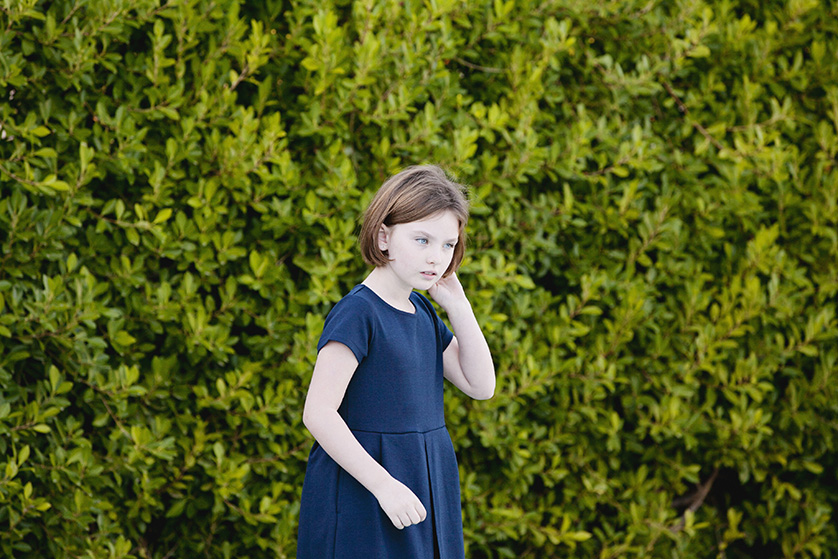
left=420, top=271, right=437, bottom=280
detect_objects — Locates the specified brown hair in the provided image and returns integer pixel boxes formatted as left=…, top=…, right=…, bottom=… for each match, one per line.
left=360, top=165, right=469, bottom=278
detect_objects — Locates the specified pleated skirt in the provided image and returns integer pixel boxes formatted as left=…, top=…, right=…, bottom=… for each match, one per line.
left=297, top=426, right=464, bottom=559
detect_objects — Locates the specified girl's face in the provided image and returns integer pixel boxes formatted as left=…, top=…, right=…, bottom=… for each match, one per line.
left=378, top=210, right=460, bottom=291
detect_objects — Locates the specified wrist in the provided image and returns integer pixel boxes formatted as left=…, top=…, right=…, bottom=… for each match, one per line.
left=368, top=469, right=396, bottom=497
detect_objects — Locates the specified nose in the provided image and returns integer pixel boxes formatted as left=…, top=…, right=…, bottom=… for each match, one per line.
left=427, top=246, right=440, bottom=264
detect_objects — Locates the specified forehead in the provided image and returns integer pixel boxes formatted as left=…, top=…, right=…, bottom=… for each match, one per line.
left=399, top=210, right=460, bottom=236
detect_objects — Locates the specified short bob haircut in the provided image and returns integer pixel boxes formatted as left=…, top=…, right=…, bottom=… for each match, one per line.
left=360, top=165, right=469, bottom=278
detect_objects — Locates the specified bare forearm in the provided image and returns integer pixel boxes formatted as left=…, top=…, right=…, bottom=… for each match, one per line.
left=303, top=406, right=391, bottom=494
left=447, top=300, right=496, bottom=398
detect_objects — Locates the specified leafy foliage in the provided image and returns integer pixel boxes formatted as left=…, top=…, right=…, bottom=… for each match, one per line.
left=2, top=0, right=838, bottom=557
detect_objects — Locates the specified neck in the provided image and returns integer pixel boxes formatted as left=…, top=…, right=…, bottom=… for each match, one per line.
left=362, top=267, right=414, bottom=308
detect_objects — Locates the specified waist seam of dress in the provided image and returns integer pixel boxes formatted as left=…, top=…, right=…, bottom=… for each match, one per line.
left=349, top=425, right=447, bottom=435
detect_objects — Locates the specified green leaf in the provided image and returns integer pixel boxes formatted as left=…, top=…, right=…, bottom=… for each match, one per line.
left=18, top=445, right=30, bottom=466
left=113, top=330, right=136, bottom=346
left=49, top=365, right=60, bottom=392
left=153, top=208, right=173, bottom=224
left=125, top=228, right=140, bottom=245
left=33, top=147, right=57, bottom=158
left=688, top=45, right=711, bottom=58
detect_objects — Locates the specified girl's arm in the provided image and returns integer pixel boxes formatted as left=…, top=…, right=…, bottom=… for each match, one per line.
left=428, top=273, right=496, bottom=400
left=302, top=341, right=427, bottom=530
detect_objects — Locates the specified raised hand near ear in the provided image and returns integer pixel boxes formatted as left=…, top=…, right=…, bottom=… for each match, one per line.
left=428, top=272, right=468, bottom=312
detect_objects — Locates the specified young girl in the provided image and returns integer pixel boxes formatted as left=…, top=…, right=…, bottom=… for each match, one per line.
left=297, top=165, right=495, bottom=559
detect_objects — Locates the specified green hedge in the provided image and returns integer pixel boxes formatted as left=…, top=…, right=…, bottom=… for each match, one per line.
left=2, top=0, right=838, bottom=557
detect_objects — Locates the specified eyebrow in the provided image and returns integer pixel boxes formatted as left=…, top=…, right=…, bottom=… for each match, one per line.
left=412, top=229, right=459, bottom=244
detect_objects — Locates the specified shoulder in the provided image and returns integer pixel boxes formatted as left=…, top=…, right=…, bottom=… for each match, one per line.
left=327, top=285, right=374, bottom=316
left=410, top=291, right=437, bottom=316
left=318, top=286, right=378, bottom=360
left=322, top=286, right=379, bottom=330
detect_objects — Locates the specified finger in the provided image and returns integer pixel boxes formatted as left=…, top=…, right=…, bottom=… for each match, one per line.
left=392, top=515, right=404, bottom=530
left=406, top=508, right=421, bottom=525
left=417, top=503, right=427, bottom=522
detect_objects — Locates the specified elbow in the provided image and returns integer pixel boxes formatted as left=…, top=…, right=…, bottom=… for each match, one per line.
left=474, top=388, right=494, bottom=400
left=302, top=406, right=313, bottom=433
left=302, top=401, right=336, bottom=436
left=472, top=381, right=496, bottom=400
left=302, top=402, right=319, bottom=434
left=471, top=369, right=496, bottom=400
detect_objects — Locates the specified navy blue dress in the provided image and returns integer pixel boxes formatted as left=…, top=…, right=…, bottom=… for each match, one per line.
left=297, top=284, right=464, bottom=559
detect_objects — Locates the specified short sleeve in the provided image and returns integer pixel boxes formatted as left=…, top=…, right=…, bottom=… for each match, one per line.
left=317, top=293, right=373, bottom=363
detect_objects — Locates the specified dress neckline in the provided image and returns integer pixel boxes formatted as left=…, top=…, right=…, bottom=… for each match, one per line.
left=357, top=284, right=417, bottom=315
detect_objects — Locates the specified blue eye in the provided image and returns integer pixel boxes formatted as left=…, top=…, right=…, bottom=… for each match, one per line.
left=444, top=243, right=455, bottom=249
left=416, top=238, right=428, bottom=245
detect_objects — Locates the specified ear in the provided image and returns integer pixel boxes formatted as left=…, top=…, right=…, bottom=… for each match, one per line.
left=377, top=224, right=391, bottom=252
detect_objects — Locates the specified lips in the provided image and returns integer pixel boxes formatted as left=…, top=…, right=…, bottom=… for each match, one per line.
left=421, top=271, right=437, bottom=279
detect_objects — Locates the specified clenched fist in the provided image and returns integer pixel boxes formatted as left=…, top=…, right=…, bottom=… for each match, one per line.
left=373, top=477, right=427, bottom=530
